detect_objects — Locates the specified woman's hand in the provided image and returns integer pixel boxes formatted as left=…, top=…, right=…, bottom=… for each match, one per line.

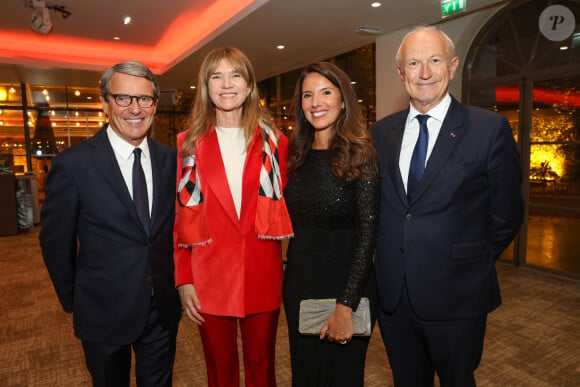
left=320, top=303, right=354, bottom=344
left=178, top=283, right=205, bottom=325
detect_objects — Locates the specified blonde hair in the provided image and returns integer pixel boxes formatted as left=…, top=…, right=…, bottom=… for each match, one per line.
left=182, top=47, right=275, bottom=155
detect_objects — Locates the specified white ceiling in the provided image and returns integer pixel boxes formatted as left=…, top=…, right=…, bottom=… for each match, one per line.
left=0, top=0, right=504, bottom=92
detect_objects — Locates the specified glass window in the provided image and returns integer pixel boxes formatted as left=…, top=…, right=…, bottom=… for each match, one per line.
left=464, top=0, right=580, bottom=278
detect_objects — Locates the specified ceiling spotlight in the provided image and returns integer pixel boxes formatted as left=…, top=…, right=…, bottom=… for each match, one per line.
left=371, top=2, right=382, bottom=7
left=30, top=1, right=53, bottom=35
left=277, top=45, right=285, bottom=50
left=124, top=16, right=131, bottom=25
left=27, top=0, right=71, bottom=35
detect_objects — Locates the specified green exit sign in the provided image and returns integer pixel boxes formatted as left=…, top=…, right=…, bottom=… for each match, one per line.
left=441, top=0, right=466, bottom=17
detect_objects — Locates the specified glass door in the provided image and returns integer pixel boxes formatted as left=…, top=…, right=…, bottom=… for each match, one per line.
left=525, top=77, right=580, bottom=277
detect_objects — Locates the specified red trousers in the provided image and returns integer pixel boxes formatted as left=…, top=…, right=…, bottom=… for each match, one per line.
left=198, top=308, right=280, bottom=387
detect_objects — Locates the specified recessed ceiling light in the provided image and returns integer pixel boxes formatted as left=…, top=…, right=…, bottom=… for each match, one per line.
left=190, top=85, right=196, bottom=89
left=124, top=17, right=131, bottom=25
left=277, top=45, right=285, bottom=50
left=86, top=96, right=92, bottom=100
left=351, top=81, right=357, bottom=84
left=560, top=45, right=569, bottom=50
left=371, top=2, right=381, bottom=7
left=113, top=36, right=120, bottom=41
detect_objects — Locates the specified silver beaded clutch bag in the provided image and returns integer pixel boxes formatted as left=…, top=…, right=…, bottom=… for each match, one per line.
left=298, top=297, right=372, bottom=336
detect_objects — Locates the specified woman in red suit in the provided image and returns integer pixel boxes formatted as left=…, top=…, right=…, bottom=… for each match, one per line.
left=174, top=47, right=293, bottom=387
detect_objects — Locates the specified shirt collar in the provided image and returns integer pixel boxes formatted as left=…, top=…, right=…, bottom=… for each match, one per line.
left=406, top=93, right=452, bottom=125
left=106, top=125, right=150, bottom=160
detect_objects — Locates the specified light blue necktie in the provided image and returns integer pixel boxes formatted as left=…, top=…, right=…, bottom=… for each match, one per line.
left=407, top=114, right=429, bottom=202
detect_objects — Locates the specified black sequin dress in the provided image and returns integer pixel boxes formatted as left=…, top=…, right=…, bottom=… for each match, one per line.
left=283, top=149, right=380, bottom=386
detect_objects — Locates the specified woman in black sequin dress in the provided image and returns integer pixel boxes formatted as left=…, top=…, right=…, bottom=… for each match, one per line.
left=283, top=62, right=380, bottom=386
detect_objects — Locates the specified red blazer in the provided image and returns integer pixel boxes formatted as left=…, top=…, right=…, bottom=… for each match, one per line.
left=174, top=127, right=289, bottom=317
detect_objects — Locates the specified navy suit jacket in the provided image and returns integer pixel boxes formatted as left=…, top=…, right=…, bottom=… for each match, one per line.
left=370, top=97, right=524, bottom=320
left=40, top=127, right=181, bottom=344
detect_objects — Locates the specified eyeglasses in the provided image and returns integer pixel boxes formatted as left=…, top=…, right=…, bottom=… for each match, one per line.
left=108, top=94, right=157, bottom=108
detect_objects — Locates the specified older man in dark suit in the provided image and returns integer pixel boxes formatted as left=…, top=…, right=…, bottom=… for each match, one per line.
left=371, top=26, right=524, bottom=386
left=40, top=61, right=181, bottom=386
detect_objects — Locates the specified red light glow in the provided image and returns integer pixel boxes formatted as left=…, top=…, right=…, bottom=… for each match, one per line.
left=0, top=0, right=258, bottom=74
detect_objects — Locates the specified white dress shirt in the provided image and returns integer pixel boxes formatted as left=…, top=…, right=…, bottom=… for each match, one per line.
left=399, top=93, right=452, bottom=192
left=106, top=125, right=153, bottom=215
left=215, top=126, right=247, bottom=218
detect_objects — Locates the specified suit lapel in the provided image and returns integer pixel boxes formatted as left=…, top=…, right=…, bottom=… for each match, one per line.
left=148, top=138, right=165, bottom=235
left=410, top=98, right=463, bottom=204
left=88, top=128, right=135, bottom=208
left=240, top=128, right=262, bottom=232
left=386, top=110, right=409, bottom=206
left=197, top=130, right=242, bottom=230
left=88, top=128, right=149, bottom=237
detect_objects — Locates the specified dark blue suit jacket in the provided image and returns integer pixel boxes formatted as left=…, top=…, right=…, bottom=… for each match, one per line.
left=40, top=127, right=181, bottom=344
left=370, top=97, right=524, bottom=320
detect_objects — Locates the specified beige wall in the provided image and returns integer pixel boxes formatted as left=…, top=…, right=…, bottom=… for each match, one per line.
left=374, top=5, right=503, bottom=120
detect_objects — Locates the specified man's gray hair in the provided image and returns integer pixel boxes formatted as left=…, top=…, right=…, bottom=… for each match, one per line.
left=395, top=25, right=456, bottom=66
left=99, top=61, right=159, bottom=98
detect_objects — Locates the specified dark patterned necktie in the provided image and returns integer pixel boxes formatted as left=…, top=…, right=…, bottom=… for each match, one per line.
left=132, top=148, right=150, bottom=235
left=407, top=114, right=429, bottom=202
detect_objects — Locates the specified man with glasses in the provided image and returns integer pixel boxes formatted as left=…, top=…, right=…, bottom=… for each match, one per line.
left=40, top=61, right=181, bottom=386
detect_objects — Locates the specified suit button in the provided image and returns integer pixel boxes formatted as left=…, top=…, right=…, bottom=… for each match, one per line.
left=406, top=213, right=412, bottom=220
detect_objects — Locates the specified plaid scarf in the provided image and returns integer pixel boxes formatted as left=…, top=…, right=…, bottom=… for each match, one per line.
left=176, top=127, right=294, bottom=247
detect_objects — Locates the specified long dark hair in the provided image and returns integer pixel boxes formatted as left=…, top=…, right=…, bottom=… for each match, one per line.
left=287, top=61, right=377, bottom=181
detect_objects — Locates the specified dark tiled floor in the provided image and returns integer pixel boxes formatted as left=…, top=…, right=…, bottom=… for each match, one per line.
left=0, top=226, right=579, bottom=386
